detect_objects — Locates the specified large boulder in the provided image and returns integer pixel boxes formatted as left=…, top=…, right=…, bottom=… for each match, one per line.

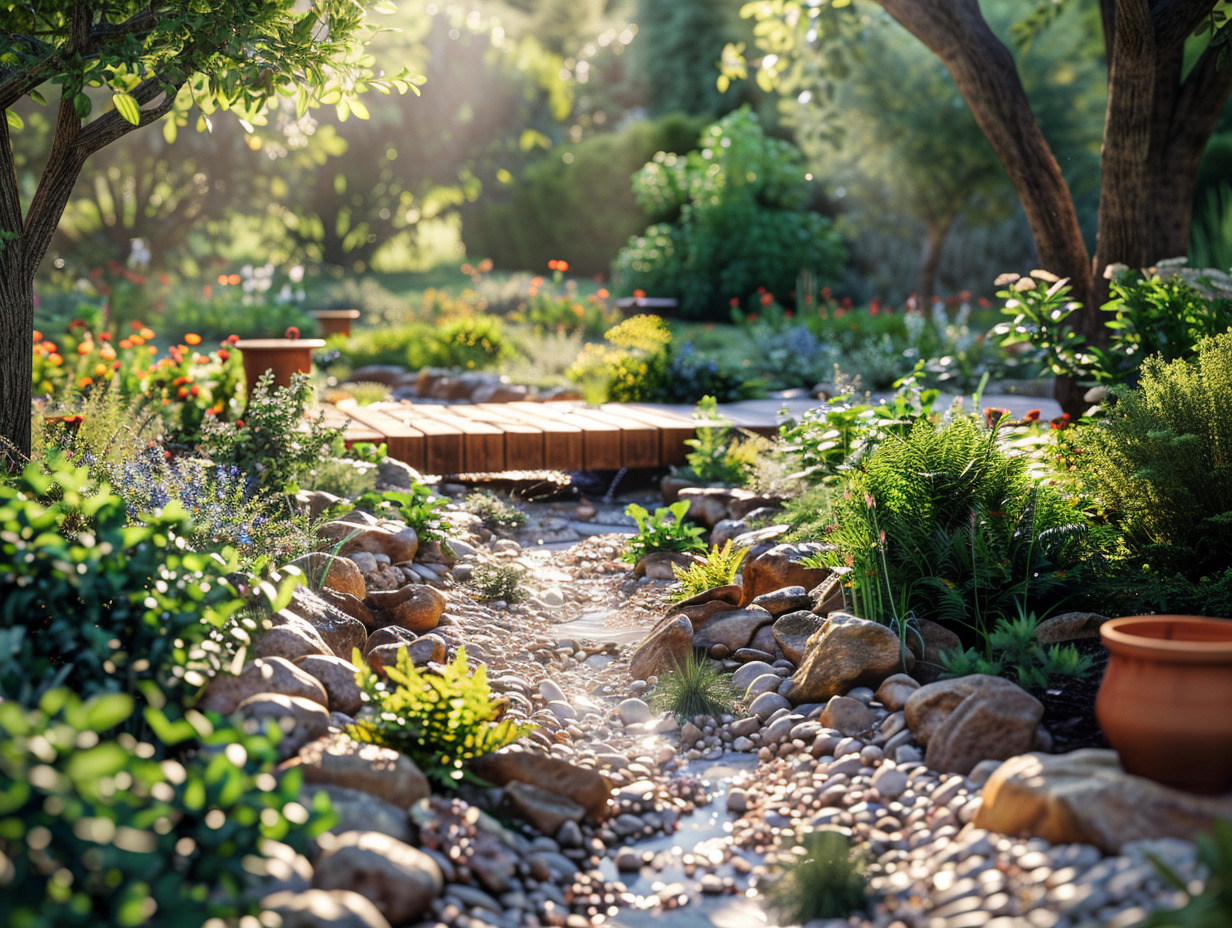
left=741, top=543, right=831, bottom=604
left=630, top=614, right=693, bottom=681
left=502, top=780, right=587, bottom=835
left=677, top=487, right=735, bottom=529
left=468, top=752, right=612, bottom=823
left=905, top=618, right=963, bottom=684
left=974, top=750, right=1232, bottom=853
left=288, top=553, right=366, bottom=601
left=318, top=588, right=377, bottom=630
left=314, top=831, right=442, bottom=925
left=256, top=621, right=333, bottom=663
left=261, top=889, right=392, bottom=928
left=199, top=657, right=329, bottom=715
left=284, top=587, right=368, bottom=660
left=318, top=522, right=419, bottom=565
left=236, top=694, right=331, bottom=758
left=366, top=584, right=446, bottom=634
left=784, top=612, right=911, bottom=703
left=690, top=607, right=775, bottom=653
left=293, top=735, right=429, bottom=808
left=295, top=654, right=364, bottom=716
left=772, top=610, right=825, bottom=663
left=905, top=674, right=1043, bottom=775
left=302, top=786, right=414, bottom=843
left=1034, top=612, right=1108, bottom=644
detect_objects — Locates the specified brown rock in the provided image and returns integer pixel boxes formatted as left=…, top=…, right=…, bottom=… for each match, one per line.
left=295, top=735, right=429, bottom=808
left=677, top=487, right=735, bottom=529
left=503, top=781, right=587, bottom=835
left=364, top=626, right=418, bottom=654
left=367, top=584, right=446, bottom=633
left=728, top=489, right=784, bottom=520
left=784, top=612, right=912, bottom=703
left=236, top=694, right=331, bottom=758
left=303, top=786, right=413, bottom=843
left=772, top=610, right=825, bottom=663
left=674, top=584, right=744, bottom=611
left=749, top=624, right=777, bottom=656
left=256, top=622, right=333, bottom=663
left=295, top=654, right=364, bottom=716
left=318, top=588, right=377, bottom=630
left=318, top=522, right=419, bottom=565
left=810, top=573, right=846, bottom=616
left=974, top=749, right=1232, bottom=853
left=905, top=674, right=1044, bottom=775
left=199, top=657, right=329, bottom=715
left=691, top=607, right=775, bottom=653
left=630, top=614, right=693, bottom=681
left=289, top=553, right=367, bottom=601
left=633, top=551, right=698, bottom=581
left=469, top=752, right=612, bottom=823
left=819, top=695, right=877, bottom=735
left=874, top=672, right=921, bottom=712
left=906, top=618, right=963, bottom=684
left=284, top=587, right=368, bottom=660
left=1034, top=612, right=1109, bottom=644
left=742, top=543, right=831, bottom=604
left=314, top=831, right=443, bottom=924
left=751, top=586, right=813, bottom=617
left=677, top=599, right=740, bottom=630
left=260, top=889, right=392, bottom=928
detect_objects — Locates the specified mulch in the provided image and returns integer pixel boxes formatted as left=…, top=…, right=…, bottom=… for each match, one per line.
left=1028, top=637, right=1110, bottom=754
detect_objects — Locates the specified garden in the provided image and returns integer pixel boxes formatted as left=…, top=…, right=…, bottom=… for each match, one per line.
left=3, top=2, right=1232, bottom=928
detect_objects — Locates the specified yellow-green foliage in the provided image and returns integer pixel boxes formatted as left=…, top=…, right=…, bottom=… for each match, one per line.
left=667, top=541, right=748, bottom=603
left=567, top=314, right=672, bottom=402
left=349, top=647, right=533, bottom=788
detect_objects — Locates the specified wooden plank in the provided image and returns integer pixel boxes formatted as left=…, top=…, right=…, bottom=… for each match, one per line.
left=618, top=404, right=699, bottom=466
left=374, top=403, right=466, bottom=475
left=406, top=405, right=506, bottom=473
left=510, top=402, right=622, bottom=470
left=499, top=403, right=586, bottom=471
left=319, top=403, right=386, bottom=444
left=449, top=405, right=545, bottom=471
left=562, top=405, right=660, bottom=468
left=337, top=404, right=427, bottom=472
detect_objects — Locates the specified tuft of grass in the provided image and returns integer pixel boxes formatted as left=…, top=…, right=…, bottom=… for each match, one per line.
left=345, top=381, right=392, bottom=406
left=463, top=490, right=528, bottom=535
left=647, top=652, right=737, bottom=723
left=765, top=830, right=872, bottom=922
left=471, top=562, right=527, bottom=603
left=666, top=540, right=747, bottom=603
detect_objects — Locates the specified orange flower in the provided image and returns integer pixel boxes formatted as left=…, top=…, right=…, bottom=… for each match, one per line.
left=130, top=335, right=145, bottom=346
left=100, top=346, right=116, bottom=361
left=94, top=363, right=107, bottom=376
left=99, top=332, right=112, bottom=342
left=147, top=345, right=157, bottom=354
left=203, top=284, right=213, bottom=298
left=572, top=304, right=584, bottom=317
left=227, top=273, right=240, bottom=286
left=556, top=260, right=569, bottom=272
left=77, top=376, right=92, bottom=388
left=184, top=333, right=202, bottom=346
left=32, top=330, right=42, bottom=343
left=139, top=327, right=155, bottom=340
left=547, top=260, right=559, bottom=271
left=597, top=288, right=609, bottom=299
left=633, top=289, right=646, bottom=299
left=760, top=293, right=773, bottom=307
left=217, top=274, right=229, bottom=285
left=190, top=385, right=200, bottom=397
left=77, top=342, right=94, bottom=355
left=530, top=277, right=544, bottom=288
left=119, top=339, right=133, bottom=349
left=217, top=349, right=230, bottom=361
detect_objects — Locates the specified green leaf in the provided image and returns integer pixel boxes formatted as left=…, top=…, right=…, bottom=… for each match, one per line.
left=5, top=110, right=23, bottom=130
left=83, top=693, right=134, bottom=732
left=113, top=92, right=141, bottom=126
left=66, top=742, right=130, bottom=781
left=372, top=0, right=398, bottom=12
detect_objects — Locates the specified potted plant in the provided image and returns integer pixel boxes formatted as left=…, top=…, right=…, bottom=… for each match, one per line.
left=1096, top=615, right=1232, bottom=794
left=234, top=327, right=325, bottom=396
left=310, top=308, right=361, bottom=338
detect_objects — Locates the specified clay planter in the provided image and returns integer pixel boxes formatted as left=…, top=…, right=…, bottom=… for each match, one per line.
left=234, top=338, right=326, bottom=395
left=1096, top=615, right=1232, bottom=794
left=311, top=309, right=361, bottom=338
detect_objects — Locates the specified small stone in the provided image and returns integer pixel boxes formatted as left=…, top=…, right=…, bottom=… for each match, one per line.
left=618, top=698, right=653, bottom=726
left=820, top=695, right=876, bottom=735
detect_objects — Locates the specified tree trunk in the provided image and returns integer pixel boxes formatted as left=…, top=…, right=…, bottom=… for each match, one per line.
left=919, top=214, right=954, bottom=307
left=0, top=248, right=34, bottom=468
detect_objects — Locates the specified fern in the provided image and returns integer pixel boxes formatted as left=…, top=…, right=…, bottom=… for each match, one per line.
left=666, top=541, right=748, bottom=603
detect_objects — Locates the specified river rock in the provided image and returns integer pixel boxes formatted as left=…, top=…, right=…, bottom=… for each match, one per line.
left=284, top=587, right=369, bottom=660
left=618, top=698, right=653, bottom=726
left=295, top=735, right=429, bottom=808
left=288, top=553, right=367, bottom=601
left=732, top=661, right=777, bottom=693
left=905, top=674, right=1043, bottom=775
left=677, top=487, right=735, bottom=528
left=468, top=752, right=612, bottom=823
left=634, top=551, right=698, bottom=580
left=303, top=786, right=413, bottom=843
left=363, top=626, right=418, bottom=654
left=905, top=618, right=963, bottom=684
left=810, top=573, right=847, bottom=616
left=236, top=694, right=331, bottom=757
left=318, top=587, right=377, bottom=630
left=675, top=585, right=744, bottom=611
left=728, top=490, right=784, bottom=520
left=751, top=586, right=812, bottom=617
left=295, top=654, right=364, bottom=716
left=367, top=584, right=446, bottom=633
left=314, top=831, right=442, bottom=924
left=261, top=889, right=392, bottom=928
left=256, top=621, right=333, bottom=662
left=630, top=614, right=693, bottom=681
left=974, top=749, right=1232, bottom=852
left=748, top=691, right=791, bottom=721
left=1034, top=612, right=1108, bottom=644
left=691, top=607, right=775, bottom=652
left=503, top=780, right=587, bottom=835
left=318, top=522, right=419, bottom=565
left=677, top=599, right=741, bottom=630
left=741, top=544, right=831, bottom=604
left=199, top=657, right=329, bottom=715
left=784, top=612, right=911, bottom=703
left=772, top=610, right=825, bottom=663
left=819, top=695, right=877, bottom=735
left=874, top=673, right=921, bottom=712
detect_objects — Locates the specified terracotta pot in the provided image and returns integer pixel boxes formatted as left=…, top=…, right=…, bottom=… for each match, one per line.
left=234, top=338, right=326, bottom=395
left=310, top=309, right=361, bottom=338
left=1096, top=615, right=1232, bottom=794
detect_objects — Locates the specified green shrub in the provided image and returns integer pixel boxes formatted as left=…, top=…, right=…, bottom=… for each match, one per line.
left=1079, top=331, right=1232, bottom=580
left=162, top=288, right=314, bottom=344
left=566, top=314, right=674, bottom=403
left=613, top=107, right=846, bottom=321
left=667, top=541, right=748, bottom=604
left=0, top=457, right=250, bottom=707
left=464, top=490, right=528, bottom=535
left=433, top=315, right=510, bottom=370
left=349, top=647, right=533, bottom=788
left=938, top=610, right=1094, bottom=690
left=332, top=323, right=435, bottom=369
left=621, top=500, right=707, bottom=564
left=0, top=690, right=333, bottom=928
left=679, top=396, right=760, bottom=486
left=813, top=416, right=1088, bottom=647
left=647, top=652, right=737, bottom=722
left=355, top=484, right=451, bottom=544
left=470, top=563, right=527, bottom=603
left=765, top=830, right=871, bottom=922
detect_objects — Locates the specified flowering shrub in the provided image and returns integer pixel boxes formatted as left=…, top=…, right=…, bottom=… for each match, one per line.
left=566, top=314, right=672, bottom=402
left=510, top=261, right=619, bottom=339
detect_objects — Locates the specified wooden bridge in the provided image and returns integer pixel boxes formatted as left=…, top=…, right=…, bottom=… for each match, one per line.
left=321, top=399, right=782, bottom=475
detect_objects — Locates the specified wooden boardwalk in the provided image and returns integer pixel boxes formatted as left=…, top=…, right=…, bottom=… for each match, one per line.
left=321, top=399, right=779, bottom=475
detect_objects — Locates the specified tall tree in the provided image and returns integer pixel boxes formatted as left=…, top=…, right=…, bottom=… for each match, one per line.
left=0, top=0, right=417, bottom=463
left=733, top=0, right=1232, bottom=413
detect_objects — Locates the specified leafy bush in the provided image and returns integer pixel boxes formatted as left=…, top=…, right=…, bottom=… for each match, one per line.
left=622, top=500, right=707, bottom=564
left=647, top=652, right=737, bottom=722
left=199, top=371, right=341, bottom=498
left=1078, top=330, right=1232, bottom=580
left=567, top=314, right=673, bottom=403
left=349, top=647, right=533, bottom=788
left=0, top=690, right=332, bottom=928
left=813, top=416, right=1089, bottom=647
left=656, top=340, right=763, bottom=403
left=938, top=610, right=1094, bottom=690
left=163, top=287, right=314, bottom=344
left=355, top=484, right=451, bottom=544
left=464, top=490, right=528, bottom=535
left=679, top=396, right=760, bottom=486
left=667, top=541, right=748, bottom=604
left=331, top=322, right=435, bottom=369
left=470, top=563, right=527, bottom=603
left=765, top=830, right=871, bottom=922
left=1138, top=817, right=1232, bottom=928
left=613, top=107, right=846, bottom=321
left=434, top=315, right=510, bottom=370
left=0, top=457, right=249, bottom=706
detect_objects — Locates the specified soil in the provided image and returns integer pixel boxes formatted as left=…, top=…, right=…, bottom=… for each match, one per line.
left=1030, top=637, right=1110, bottom=754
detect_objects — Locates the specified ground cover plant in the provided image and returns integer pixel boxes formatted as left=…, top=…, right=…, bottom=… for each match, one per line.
left=765, top=830, right=872, bottom=922
left=667, top=541, right=747, bottom=604
left=621, top=500, right=706, bottom=564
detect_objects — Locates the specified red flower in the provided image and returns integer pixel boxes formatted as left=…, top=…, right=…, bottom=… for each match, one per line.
left=1024, top=409, right=1041, bottom=422
left=285, top=326, right=300, bottom=340
left=217, top=349, right=230, bottom=361
left=1050, top=413, right=1072, bottom=431
left=760, top=292, right=773, bottom=307
left=729, top=297, right=740, bottom=308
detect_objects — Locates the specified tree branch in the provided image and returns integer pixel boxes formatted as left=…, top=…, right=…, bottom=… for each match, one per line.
left=0, top=116, right=23, bottom=237
left=75, top=76, right=176, bottom=155
left=1171, top=40, right=1232, bottom=171
left=1152, top=0, right=1219, bottom=52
